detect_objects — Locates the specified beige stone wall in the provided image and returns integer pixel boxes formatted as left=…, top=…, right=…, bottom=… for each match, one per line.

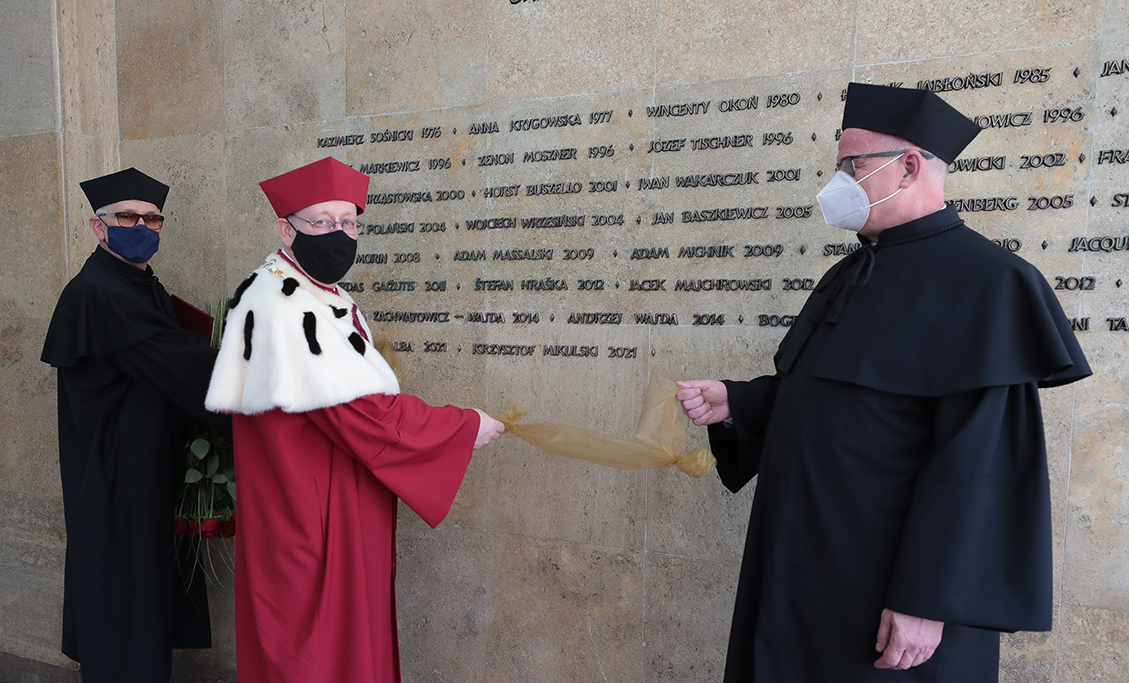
left=4, top=1, right=1129, bottom=681
left=0, top=0, right=118, bottom=671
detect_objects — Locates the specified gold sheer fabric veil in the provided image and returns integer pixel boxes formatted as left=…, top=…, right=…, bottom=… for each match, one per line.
left=495, top=367, right=716, bottom=478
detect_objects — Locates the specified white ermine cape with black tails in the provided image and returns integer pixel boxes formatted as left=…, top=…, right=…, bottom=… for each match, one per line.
left=206, top=251, right=399, bottom=415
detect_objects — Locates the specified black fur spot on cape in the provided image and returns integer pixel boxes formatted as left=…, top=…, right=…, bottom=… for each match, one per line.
left=282, top=278, right=299, bottom=296
left=242, top=310, right=254, bottom=360
left=303, top=312, right=322, bottom=355
left=227, top=272, right=258, bottom=323
left=331, top=306, right=349, bottom=318
left=348, top=332, right=366, bottom=355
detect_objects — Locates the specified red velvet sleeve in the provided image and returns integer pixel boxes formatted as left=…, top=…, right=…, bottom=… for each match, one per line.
left=305, top=393, right=480, bottom=527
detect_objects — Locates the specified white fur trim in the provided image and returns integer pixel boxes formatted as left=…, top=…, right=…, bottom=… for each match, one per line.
left=205, top=252, right=399, bottom=414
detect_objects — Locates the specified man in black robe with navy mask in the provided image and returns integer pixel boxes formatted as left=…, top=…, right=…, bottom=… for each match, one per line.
left=676, top=84, right=1091, bottom=681
left=41, top=168, right=230, bottom=682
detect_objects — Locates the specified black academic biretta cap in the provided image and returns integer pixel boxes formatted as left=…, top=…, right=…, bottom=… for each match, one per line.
left=79, top=167, right=170, bottom=212
left=842, top=83, right=981, bottom=164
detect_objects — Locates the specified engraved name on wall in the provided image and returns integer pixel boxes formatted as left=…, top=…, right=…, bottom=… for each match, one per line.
left=307, top=51, right=1115, bottom=359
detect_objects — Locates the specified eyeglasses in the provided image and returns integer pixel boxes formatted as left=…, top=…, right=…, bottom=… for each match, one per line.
left=289, top=214, right=358, bottom=237
left=836, top=149, right=936, bottom=177
left=97, top=212, right=165, bottom=229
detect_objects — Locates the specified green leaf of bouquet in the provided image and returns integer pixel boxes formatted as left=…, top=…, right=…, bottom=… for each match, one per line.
left=190, top=438, right=210, bottom=459
left=213, top=473, right=228, bottom=484
left=226, top=481, right=237, bottom=500
left=185, top=469, right=204, bottom=483
left=206, top=454, right=220, bottom=477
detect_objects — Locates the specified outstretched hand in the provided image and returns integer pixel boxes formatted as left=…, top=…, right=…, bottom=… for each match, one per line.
left=675, top=380, right=730, bottom=426
left=874, top=608, right=943, bottom=670
left=472, top=409, right=505, bottom=449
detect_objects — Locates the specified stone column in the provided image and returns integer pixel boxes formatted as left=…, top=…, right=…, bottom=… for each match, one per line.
left=0, top=0, right=117, bottom=673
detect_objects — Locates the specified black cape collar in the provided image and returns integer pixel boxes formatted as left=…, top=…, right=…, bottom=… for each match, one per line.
left=42, top=249, right=174, bottom=367
left=92, top=245, right=157, bottom=283
left=774, top=204, right=1091, bottom=394
left=859, top=205, right=962, bottom=247
left=91, top=246, right=175, bottom=321
left=813, top=207, right=964, bottom=325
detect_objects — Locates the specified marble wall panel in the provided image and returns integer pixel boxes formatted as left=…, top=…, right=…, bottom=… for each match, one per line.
left=646, top=326, right=770, bottom=561
left=56, top=0, right=116, bottom=139
left=645, top=72, right=847, bottom=328
left=1087, top=36, right=1129, bottom=315
left=223, top=0, right=346, bottom=129
left=1104, top=0, right=1129, bottom=41
left=62, top=132, right=120, bottom=280
left=13, top=2, right=1129, bottom=679
left=223, top=123, right=346, bottom=289
left=645, top=463, right=754, bottom=562
left=346, top=112, right=496, bottom=537
left=346, top=0, right=488, bottom=115
left=0, top=0, right=57, bottom=138
left=0, top=317, right=62, bottom=497
left=122, top=133, right=229, bottom=309
left=0, top=488, right=68, bottom=666
left=483, top=323, right=649, bottom=550
left=488, top=0, right=654, bottom=103
left=461, top=94, right=652, bottom=316
left=392, top=324, right=491, bottom=535
left=855, top=0, right=1101, bottom=66
left=485, top=535, right=644, bottom=683
left=855, top=46, right=1095, bottom=263
left=117, top=0, right=223, bottom=140
left=348, top=111, right=489, bottom=327
left=1000, top=628, right=1057, bottom=683
left=396, top=525, right=489, bottom=682
left=0, top=134, right=67, bottom=317
left=1063, top=383, right=1129, bottom=612
left=1054, top=33, right=1129, bottom=617
left=1056, top=604, right=1129, bottom=680
left=643, top=552, right=739, bottom=683
left=654, top=0, right=854, bottom=85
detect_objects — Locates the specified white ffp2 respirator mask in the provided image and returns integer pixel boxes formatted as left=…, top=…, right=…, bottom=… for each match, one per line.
left=815, top=153, right=905, bottom=232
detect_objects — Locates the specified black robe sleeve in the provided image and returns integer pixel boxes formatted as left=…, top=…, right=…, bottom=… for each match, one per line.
left=108, top=329, right=232, bottom=438
left=883, top=382, right=1052, bottom=631
left=707, top=376, right=780, bottom=493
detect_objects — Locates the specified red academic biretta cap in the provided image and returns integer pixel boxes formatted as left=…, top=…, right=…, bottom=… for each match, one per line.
left=259, top=156, right=370, bottom=217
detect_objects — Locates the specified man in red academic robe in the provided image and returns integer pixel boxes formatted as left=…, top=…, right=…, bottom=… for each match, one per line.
left=206, top=156, right=505, bottom=683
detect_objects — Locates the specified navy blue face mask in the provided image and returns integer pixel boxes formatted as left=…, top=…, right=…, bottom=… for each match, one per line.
left=106, top=224, right=161, bottom=263
left=290, top=227, right=358, bottom=285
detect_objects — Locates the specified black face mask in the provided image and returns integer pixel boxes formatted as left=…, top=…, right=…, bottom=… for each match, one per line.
left=290, top=227, right=358, bottom=285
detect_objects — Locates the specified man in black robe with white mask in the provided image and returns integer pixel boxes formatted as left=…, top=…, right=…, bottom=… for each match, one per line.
left=676, top=83, right=1090, bottom=682
left=41, top=168, right=230, bottom=682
